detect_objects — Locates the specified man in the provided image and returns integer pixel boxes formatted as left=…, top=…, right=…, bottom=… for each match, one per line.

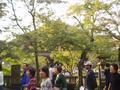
left=21, top=63, right=30, bottom=90
left=53, top=66, right=67, bottom=90
left=49, top=64, right=54, bottom=81
left=84, top=61, right=97, bottom=90
left=109, top=64, right=120, bottom=90
left=49, top=64, right=57, bottom=87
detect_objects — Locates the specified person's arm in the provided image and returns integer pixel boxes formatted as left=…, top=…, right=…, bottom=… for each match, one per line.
left=46, top=80, right=53, bottom=90
left=108, top=83, right=111, bottom=90
left=83, top=78, right=86, bottom=87
left=54, top=76, right=61, bottom=90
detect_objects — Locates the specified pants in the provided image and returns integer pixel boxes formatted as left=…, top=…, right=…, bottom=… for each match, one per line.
left=0, top=86, right=3, bottom=90
left=87, top=88, right=95, bottom=90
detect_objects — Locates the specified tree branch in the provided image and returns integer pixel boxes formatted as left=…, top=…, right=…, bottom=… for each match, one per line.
left=106, top=28, right=120, bottom=40
left=73, top=16, right=85, bottom=30
left=105, top=10, right=120, bottom=35
left=9, top=0, right=25, bottom=33
left=23, top=0, right=30, bottom=11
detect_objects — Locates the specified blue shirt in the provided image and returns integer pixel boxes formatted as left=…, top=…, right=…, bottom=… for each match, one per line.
left=21, top=71, right=30, bottom=86
left=86, top=70, right=97, bottom=89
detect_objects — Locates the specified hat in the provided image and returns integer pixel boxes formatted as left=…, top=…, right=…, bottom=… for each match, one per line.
left=84, top=61, right=92, bottom=66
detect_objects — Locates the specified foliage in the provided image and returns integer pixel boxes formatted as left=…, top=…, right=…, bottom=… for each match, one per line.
left=51, top=49, right=80, bottom=75
left=0, top=0, right=119, bottom=76
left=68, top=0, right=119, bottom=62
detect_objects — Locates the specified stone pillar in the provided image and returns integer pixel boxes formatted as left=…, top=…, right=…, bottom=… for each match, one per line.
left=11, top=65, right=21, bottom=90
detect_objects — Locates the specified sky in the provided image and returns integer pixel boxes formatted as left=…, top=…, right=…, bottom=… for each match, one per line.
left=0, top=0, right=81, bottom=40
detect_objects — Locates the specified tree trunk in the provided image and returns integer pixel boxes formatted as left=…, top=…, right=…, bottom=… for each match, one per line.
left=34, top=41, right=40, bottom=85
left=10, top=0, right=40, bottom=85
left=78, top=63, right=83, bottom=89
left=78, top=48, right=89, bottom=89
left=99, top=65, right=102, bottom=90
left=30, top=4, right=40, bottom=84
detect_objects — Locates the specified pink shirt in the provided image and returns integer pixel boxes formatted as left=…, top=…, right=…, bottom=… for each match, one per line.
left=27, top=77, right=37, bottom=90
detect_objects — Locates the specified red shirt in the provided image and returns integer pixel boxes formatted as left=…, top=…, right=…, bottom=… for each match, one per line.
left=27, top=77, right=37, bottom=90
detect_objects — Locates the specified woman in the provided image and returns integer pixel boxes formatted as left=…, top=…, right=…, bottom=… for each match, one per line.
left=40, top=66, right=52, bottom=90
left=27, top=67, right=37, bottom=90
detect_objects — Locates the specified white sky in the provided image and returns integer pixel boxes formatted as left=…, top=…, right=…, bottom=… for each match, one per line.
left=0, top=0, right=81, bottom=40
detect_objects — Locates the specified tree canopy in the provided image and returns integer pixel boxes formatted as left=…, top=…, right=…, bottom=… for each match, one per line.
left=0, top=0, right=119, bottom=78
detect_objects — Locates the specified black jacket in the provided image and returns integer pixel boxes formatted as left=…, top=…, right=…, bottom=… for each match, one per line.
left=110, top=73, right=120, bottom=90
left=55, top=73, right=67, bottom=89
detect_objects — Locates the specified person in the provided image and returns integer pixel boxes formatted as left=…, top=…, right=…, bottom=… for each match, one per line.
left=53, top=66, right=67, bottom=90
left=49, top=64, right=54, bottom=82
left=27, top=67, right=37, bottom=90
left=49, top=64, right=57, bottom=87
left=0, top=70, right=4, bottom=90
left=21, top=63, right=30, bottom=90
left=84, top=61, right=97, bottom=90
left=109, top=64, right=120, bottom=90
left=52, top=67, right=57, bottom=87
left=40, top=66, right=52, bottom=90
left=104, top=63, right=111, bottom=90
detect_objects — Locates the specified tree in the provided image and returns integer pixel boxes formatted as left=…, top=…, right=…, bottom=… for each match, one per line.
left=69, top=0, right=110, bottom=87
left=7, top=0, right=64, bottom=84
left=96, top=0, right=120, bottom=64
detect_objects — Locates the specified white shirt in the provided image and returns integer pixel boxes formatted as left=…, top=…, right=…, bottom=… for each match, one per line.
left=49, top=68, right=53, bottom=80
left=41, top=78, right=52, bottom=90
left=0, top=71, right=4, bottom=85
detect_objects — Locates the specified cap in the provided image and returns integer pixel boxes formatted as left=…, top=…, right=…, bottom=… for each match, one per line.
left=84, top=61, right=92, bottom=66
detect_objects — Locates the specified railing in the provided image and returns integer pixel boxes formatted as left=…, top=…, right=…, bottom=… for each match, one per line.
left=66, top=76, right=78, bottom=90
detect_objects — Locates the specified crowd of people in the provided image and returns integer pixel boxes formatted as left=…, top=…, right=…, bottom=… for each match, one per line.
left=21, top=61, right=120, bottom=90
left=80, top=61, right=120, bottom=90
left=21, top=63, right=67, bottom=90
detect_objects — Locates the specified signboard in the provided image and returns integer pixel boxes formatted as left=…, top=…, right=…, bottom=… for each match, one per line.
left=11, top=65, right=21, bottom=85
